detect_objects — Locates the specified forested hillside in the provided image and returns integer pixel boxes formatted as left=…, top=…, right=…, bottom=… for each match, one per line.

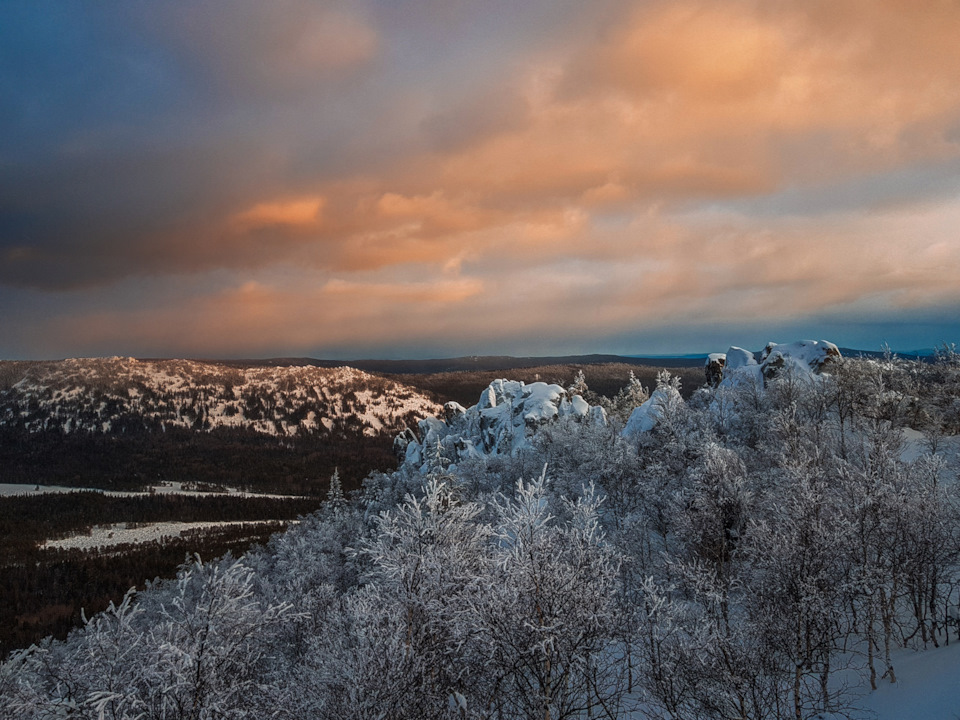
left=0, top=358, right=442, bottom=492
left=3, top=342, right=960, bottom=719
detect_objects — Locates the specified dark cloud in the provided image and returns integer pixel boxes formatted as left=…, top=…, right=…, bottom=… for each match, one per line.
left=421, top=87, right=531, bottom=154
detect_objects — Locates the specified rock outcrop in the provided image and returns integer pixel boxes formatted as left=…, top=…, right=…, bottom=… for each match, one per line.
left=710, top=340, right=841, bottom=388
left=399, top=379, right=605, bottom=473
left=626, top=340, right=842, bottom=440
left=758, top=340, right=840, bottom=380
left=705, top=353, right=726, bottom=387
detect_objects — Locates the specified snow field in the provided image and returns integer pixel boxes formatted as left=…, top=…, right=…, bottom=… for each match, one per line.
left=42, top=520, right=295, bottom=552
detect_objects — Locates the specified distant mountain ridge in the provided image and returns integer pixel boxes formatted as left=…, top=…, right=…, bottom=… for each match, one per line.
left=213, top=353, right=711, bottom=374
left=0, top=357, right=441, bottom=439
left=203, top=346, right=935, bottom=375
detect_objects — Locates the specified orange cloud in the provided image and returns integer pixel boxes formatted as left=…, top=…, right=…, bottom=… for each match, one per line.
left=8, top=0, right=960, bottom=359
left=587, top=3, right=786, bottom=102
left=233, top=197, right=325, bottom=229
left=375, top=191, right=494, bottom=235
left=398, top=0, right=960, bottom=219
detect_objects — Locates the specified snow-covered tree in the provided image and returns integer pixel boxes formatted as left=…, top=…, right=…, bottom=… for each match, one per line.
left=745, top=469, right=855, bottom=718
left=472, top=471, right=626, bottom=720
left=4, top=555, right=296, bottom=720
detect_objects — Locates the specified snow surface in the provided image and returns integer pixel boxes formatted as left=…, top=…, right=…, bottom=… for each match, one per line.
left=0, top=482, right=302, bottom=500
left=41, top=520, right=293, bottom=552
left=621, top=385, right=680, bottom=440
left=820, top=642, right=960, bottom=720
left=898, top=427, right=960, bottom=473
left=0, top=483, right=86, bottom=497
left=725, top=346, right=757, bottom=370
left=762, top=338, right=839, bottom=366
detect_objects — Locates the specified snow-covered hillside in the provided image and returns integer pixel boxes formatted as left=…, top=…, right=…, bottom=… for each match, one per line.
left=0, top=358, right=441, bottom=438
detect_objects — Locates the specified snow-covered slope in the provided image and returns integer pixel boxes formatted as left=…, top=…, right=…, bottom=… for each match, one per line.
left=396, top=378, right=606, bottom=473
left=822, top=643, right=960, bottom=720
left=0, top=357, right=441, bottom=439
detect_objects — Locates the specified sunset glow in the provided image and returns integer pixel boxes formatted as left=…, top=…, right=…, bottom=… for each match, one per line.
left=2, top=0, right=960, bottom=358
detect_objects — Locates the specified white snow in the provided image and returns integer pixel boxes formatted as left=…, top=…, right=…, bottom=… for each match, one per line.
left=899, top=427, right=960, bottom=472
left=621, top=385, right=679, bottom=439
left=857, top=643, right=960, bottom=719
left=724, top=346, right=757, bottom=370
left=41, top=520, right=293, bottom=552
left=0, top=482, right=304, bottom=500
left=759, top=339, right=840, bottom=375
left=821, top=642, right=960, bottom=720
left=0, top=483, right=87, bottom=497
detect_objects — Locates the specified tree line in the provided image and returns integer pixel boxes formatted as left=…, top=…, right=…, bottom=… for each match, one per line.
left=0, top=424, right=396, bottom=494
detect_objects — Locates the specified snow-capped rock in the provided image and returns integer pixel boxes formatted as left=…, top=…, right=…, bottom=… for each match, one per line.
left=624, top=340, right=843, bottom=440
left=399, top=379, right=604, bottom=473
left=711, top=340, right=841, bottom=389
left=720, top=346, right=764, bottom=389
left=759, top=340, right=840, bottom=380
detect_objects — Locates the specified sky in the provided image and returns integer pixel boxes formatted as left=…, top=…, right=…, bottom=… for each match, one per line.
left=2, top=0, right=960, bottom=360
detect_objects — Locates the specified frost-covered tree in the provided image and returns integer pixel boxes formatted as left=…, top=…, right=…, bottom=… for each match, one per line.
left=4, top=556, right=295, bottom=720
left=567, top=370, right=589, bottom=399
left=327, top=467, right=344, bottom=505
left=472, top=472, right=626, bottom=720
left=745, top=470, right=855, bottom=719
left=607, top=371, right=649, bottom=423
left=298, top=478, right=489, bottom=720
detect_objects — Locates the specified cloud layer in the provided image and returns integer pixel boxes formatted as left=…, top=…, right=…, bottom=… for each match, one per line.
left=2, top=0, right=960, bottom=358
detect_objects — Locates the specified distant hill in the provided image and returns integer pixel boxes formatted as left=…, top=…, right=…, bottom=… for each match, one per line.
left=836, top=347, right=935, bottom=360
left=215, top=353, right=710, bottom=374
left=0, top=358, right=442, bottom=493
left=0, top=357, right=440, bottom=438
left=207, top=347, right=940, bottom=375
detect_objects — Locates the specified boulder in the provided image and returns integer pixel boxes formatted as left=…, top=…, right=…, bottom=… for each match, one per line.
left=759, top=340, right=841, bottom=381
left=713, top=340, right=842, bottom=390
